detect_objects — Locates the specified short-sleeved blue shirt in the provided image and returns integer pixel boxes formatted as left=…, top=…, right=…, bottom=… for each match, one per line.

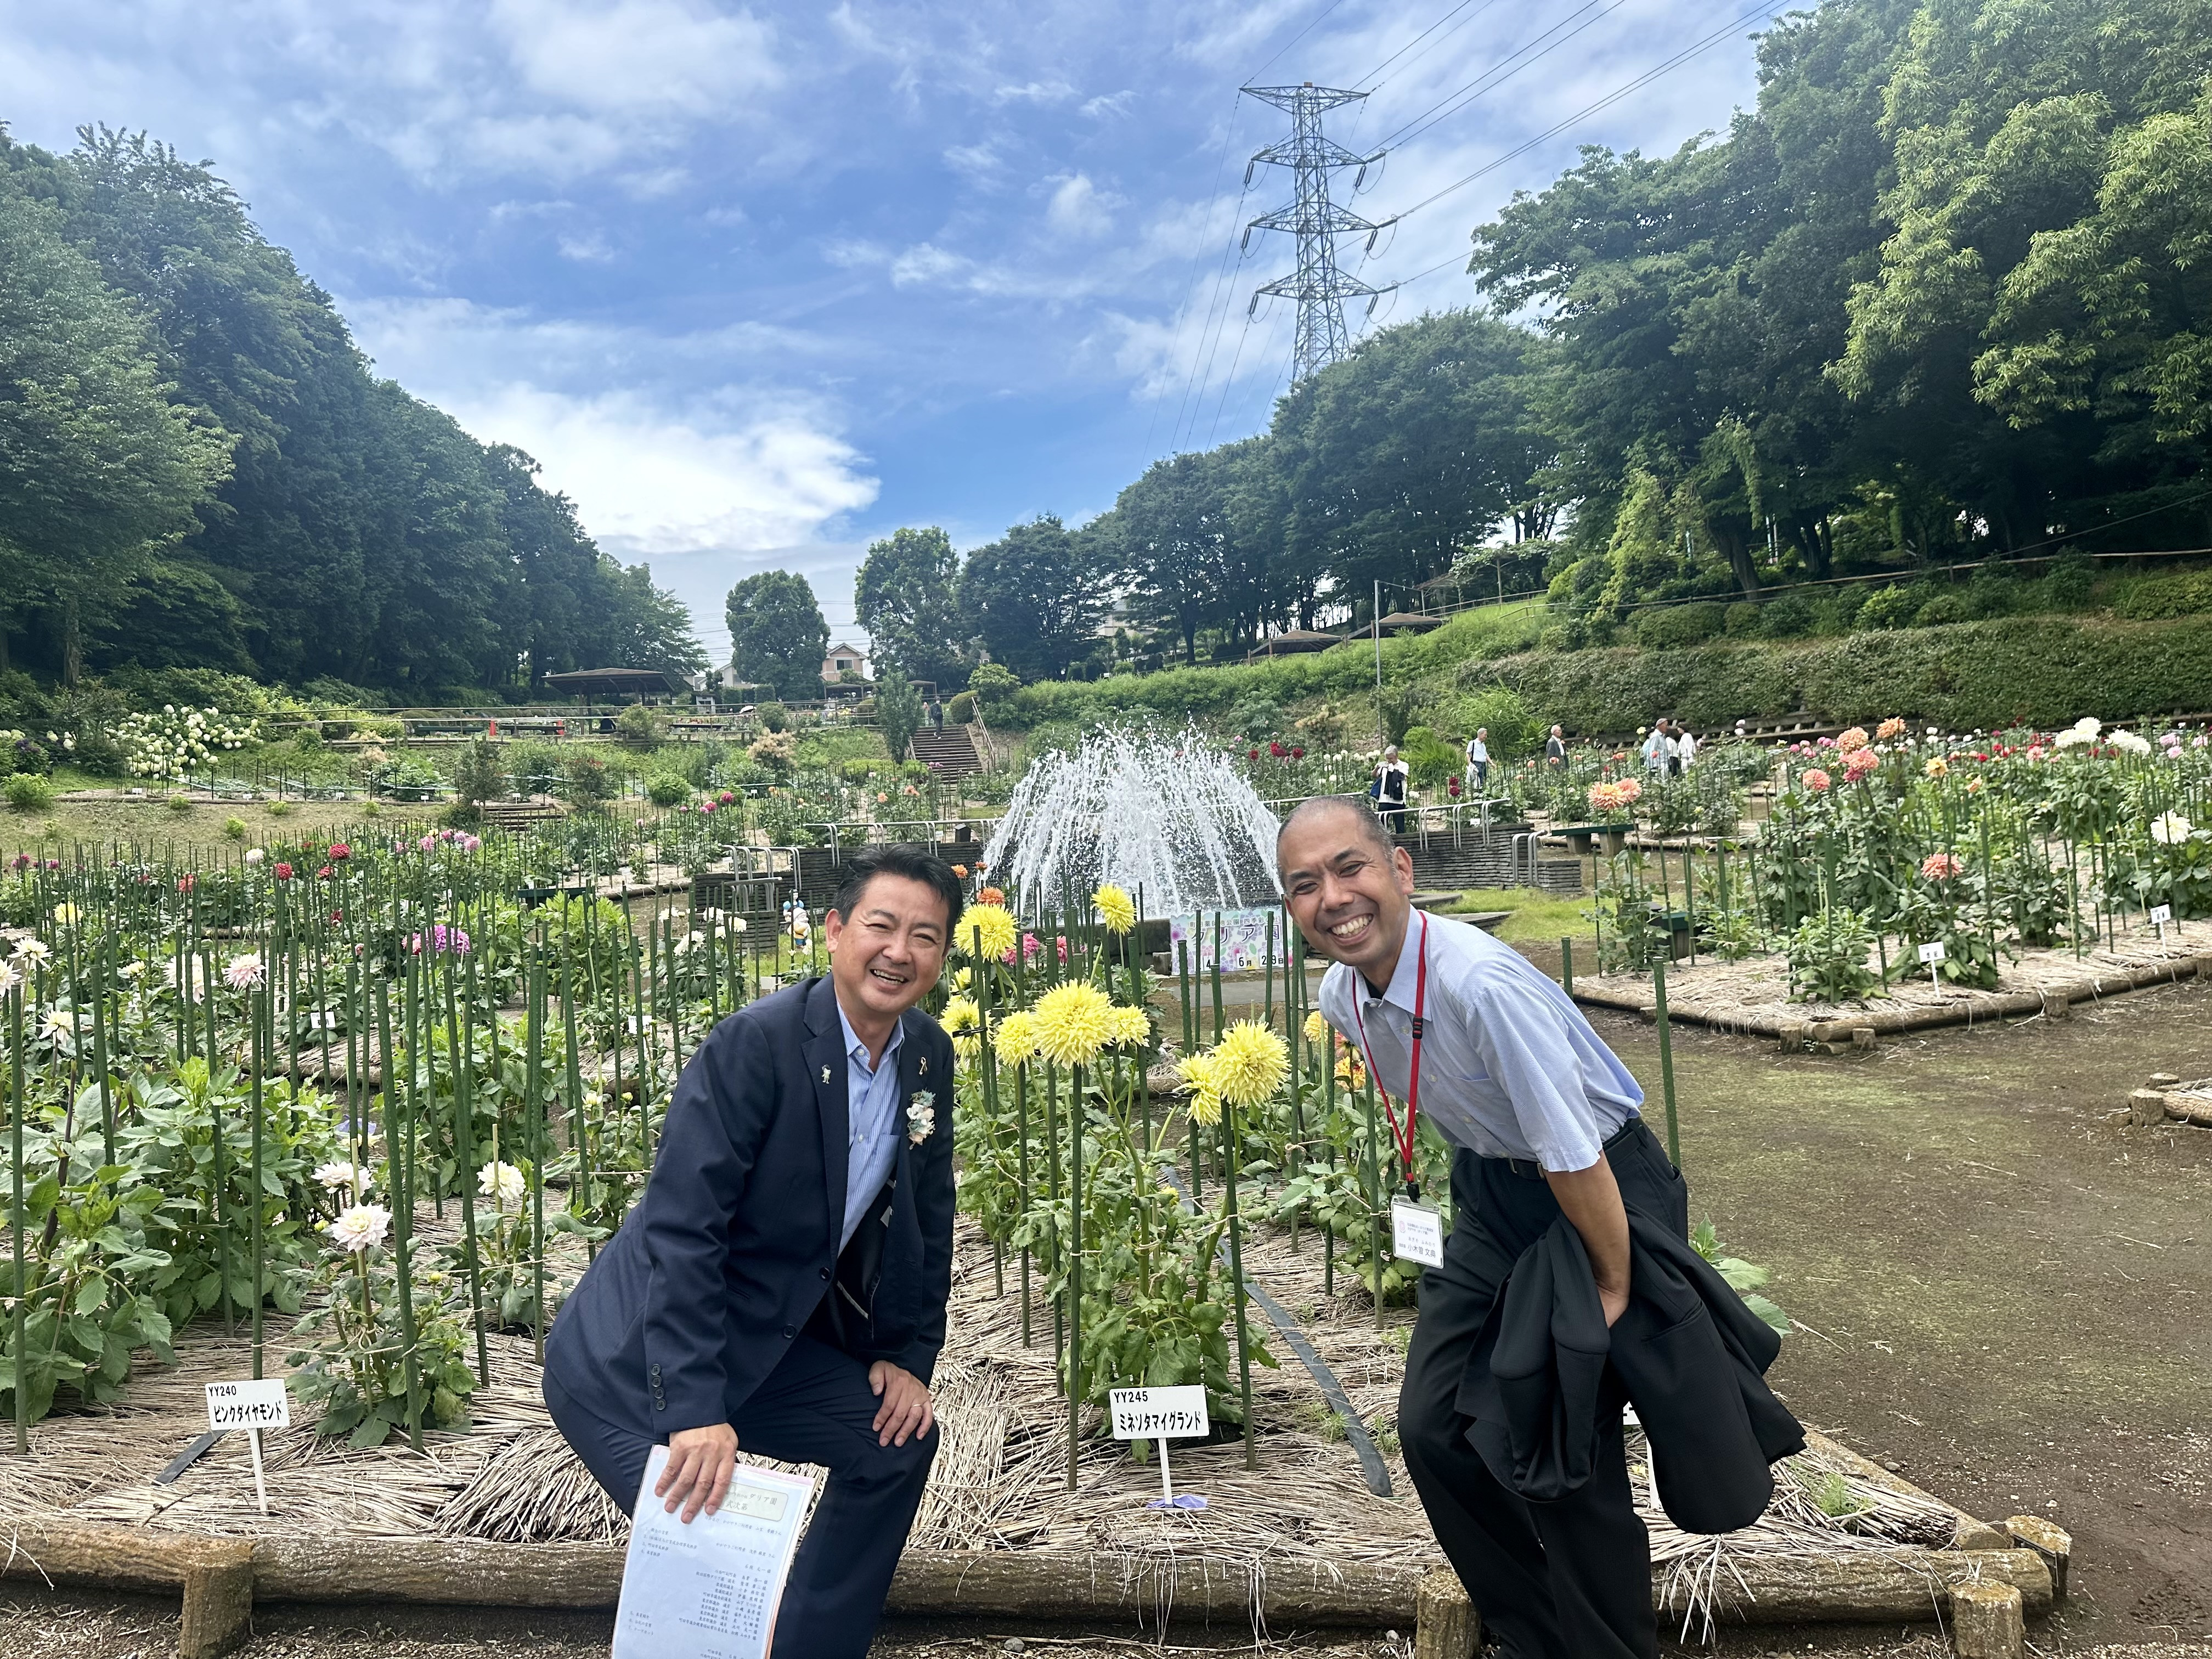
left=1318, top=911, right=1641, bottom=1172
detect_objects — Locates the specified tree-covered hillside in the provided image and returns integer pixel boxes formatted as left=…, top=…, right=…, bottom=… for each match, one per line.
left=900, top=0, right=2211, bottom=684
left=0, top=126, right=702, bottom=696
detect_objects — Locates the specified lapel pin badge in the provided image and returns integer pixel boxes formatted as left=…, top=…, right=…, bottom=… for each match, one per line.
left=821, top=1065, right=832, bottom=1084
left=918, top=1056, right=928, bottom=1076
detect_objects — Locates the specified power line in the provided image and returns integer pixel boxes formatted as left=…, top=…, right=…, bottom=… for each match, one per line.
left=1354, top=0, right=1506, bottom=90
left=1373, top=0, right=1634, bottom=153
left=1149, top=92, right=1249, bottom=464
left=1384, top=0, right=1788, bottom=229
left=1246, top=0, right=1355, bottom=82
left=1159, top=0, right=1362, bottom=459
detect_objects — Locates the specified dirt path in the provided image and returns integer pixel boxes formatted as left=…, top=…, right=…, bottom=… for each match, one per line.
left=1592, top=975, right=2212, bottom=1649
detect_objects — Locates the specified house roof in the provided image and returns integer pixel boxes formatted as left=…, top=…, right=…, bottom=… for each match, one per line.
left=824, top=641, right=868, bottom=658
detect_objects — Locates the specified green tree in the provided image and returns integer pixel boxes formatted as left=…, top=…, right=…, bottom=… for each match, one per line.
left=1273, top=311, right=1554, bottom=608
left=0, top=183, right=231, bottom=680
left=855, top=526, right=967, bottom=687
left=595, top=559, right=706, bottom=679
left=957, top=516, right=1108, bottom=681
left=874, top=664, right=926, bottom=760
left=725, top=570, right=828, bottom=701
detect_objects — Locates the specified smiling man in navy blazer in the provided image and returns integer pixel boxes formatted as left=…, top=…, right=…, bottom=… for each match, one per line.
left=545, top=845, right=961, bottom=1659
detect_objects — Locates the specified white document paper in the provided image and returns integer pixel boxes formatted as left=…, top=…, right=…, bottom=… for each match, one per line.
left=613, top=1447, right=815, bottom=1659
left=1391, top=1200, right=1445, bottom=1268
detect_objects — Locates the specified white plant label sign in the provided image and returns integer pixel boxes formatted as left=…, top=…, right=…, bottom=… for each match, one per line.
left=205, top=1378, right=290, bottom=1431
left=1108, top=1385, right=1209, bottom=1441
left=2149, top=904, right=2173, bottom=926
left=206, top=1378, right=287, bottom=1517
left=1917, top=941, right=1947, bottom=966
left=1110, top=1385, right=1210, bottom=1509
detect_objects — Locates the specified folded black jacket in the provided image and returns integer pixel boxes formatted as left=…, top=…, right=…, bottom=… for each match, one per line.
left=1454, top=1207, right=1805, bottom=1534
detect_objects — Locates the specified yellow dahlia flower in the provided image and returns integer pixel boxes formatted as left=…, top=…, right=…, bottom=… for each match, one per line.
left=1923, top=756, right=1948, bottom=778
left=1178, top=1052, right=1223, bottom=1127
left=1302, top=1009, right=1328, bottom=1044
left=959, top=902, right=1019, bottom=961
left=1106, top=1004, right=1151, bottom=1047
left=1210, top=1020, right=1288, bottom=1109
left=1092, top=883, right=1137, bottom=935
left=1032, top=981, right=1115, bottom=1067
left=954, top=1033, right=983, bottom=1066
left=940, top=995, right=980, bottom=1035
left=994, top=1009, right=1039, bottom=1065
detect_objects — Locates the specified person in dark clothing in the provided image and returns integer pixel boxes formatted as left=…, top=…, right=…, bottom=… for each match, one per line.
left=1277, top=796, right=1793, bottom=1659
left=1370, top=744, right=1410, bottom=834
left=544, top=846, right=962, bottom=1659
left=1544, top=725, right=1567, bottom=769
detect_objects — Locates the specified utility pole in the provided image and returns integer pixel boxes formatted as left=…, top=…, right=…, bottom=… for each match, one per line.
left=1242, top=82, right=1393, bottom=383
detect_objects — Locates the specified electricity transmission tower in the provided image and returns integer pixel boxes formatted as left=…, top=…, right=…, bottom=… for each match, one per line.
left=1241, top=82, right=1393, bottom=383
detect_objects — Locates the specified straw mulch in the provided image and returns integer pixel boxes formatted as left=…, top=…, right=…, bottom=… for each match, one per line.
left=1581, top=916, right=2211, bottom=1028
left=0, top=1211, right=1976, bottom=1621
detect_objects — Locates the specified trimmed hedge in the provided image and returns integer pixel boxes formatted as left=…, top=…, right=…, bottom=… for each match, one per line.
left=1479, top=614, right=2212, bottom=733
left=1001, top=602, right=1544, bottom=730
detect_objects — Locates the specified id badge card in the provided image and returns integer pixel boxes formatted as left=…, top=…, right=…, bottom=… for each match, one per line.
left=1390, top=1199, right=1444, bottom=1268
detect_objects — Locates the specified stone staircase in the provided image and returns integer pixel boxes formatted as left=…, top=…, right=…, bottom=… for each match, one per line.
left=482, top=799, right=567, bottom=830
left=908, top=724, right=984, bottom=781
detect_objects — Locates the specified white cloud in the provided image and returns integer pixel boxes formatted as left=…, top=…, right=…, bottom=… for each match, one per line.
left=889, top=241, right=971, bottom=287
left=490, top=0, right=781, bottom=117
left=943, top=141, right=1005, bottom=184
left=991, top=79, right=1073, bottom=104
left=556, top=229, right=617, bottom=262
left=446, top=382, right=877, bottom=556
left=1045, top=172, right=1116, bottom=239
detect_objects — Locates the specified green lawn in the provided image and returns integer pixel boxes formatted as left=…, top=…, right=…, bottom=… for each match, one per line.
left=1440, top=885, right=1594, bottom=946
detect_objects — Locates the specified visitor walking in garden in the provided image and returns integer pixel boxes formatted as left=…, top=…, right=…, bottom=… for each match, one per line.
left=1464, top=727, right=1490, bottom=798
left=1276, top=798, right=1801, bottom=1659
left=1543, top=724, right=1567, bottom=768
left=1674, top=723, right=1697, bottom=772
left=1641, top=719, right=1671, bottom=775
left=543, top=847, right=963, bottom=1659
left=1370, top=744, right=1409, bottom=833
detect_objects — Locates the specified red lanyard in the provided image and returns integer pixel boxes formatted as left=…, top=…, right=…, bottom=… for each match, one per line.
left=1350, top=912, right=1429, bottom=1201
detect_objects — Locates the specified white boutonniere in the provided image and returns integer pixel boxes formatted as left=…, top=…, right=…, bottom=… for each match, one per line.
left=906, top=1091, right=936, bottom=1145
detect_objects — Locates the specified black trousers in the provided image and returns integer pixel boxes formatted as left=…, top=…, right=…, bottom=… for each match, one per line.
left=1399, top=1119, right=1687, bottom=1659
left=546, top=1333, right=938, bottom=1659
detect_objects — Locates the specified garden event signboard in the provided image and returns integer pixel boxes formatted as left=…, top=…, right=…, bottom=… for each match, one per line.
left=1169, top=909, right=1281, bottom=972
left=1111, top=1385, right=1211, bottom=1510
left=205, top=1378, right=289, bottom=1515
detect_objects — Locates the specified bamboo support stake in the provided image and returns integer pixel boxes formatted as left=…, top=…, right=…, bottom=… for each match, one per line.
left=9, top=983, right=24, bottom=1454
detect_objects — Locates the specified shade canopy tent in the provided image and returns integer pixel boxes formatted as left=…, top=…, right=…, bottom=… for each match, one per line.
left=542, top=668, right=685, bottom=701
left=1245, top=629, right=1345, bottom=660
left=1375, top=611, right=1444, bottom=635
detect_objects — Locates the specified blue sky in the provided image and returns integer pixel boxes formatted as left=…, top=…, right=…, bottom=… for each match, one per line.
left=1, top=0, right=1770, bottom=659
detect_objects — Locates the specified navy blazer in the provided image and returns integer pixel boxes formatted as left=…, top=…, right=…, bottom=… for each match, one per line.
left=545, top=975, right=957, bottom=1436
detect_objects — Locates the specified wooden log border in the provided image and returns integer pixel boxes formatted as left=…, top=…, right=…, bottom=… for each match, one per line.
left=0, top=1514, right=2052, bottom=1658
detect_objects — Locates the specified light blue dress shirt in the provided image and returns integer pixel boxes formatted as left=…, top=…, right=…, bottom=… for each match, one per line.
left=1318, top=911, right=1643, bottom=1172
left=838, top=1005, right=906, bottom=1251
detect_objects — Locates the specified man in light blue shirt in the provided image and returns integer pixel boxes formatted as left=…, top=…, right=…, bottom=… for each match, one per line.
left=839, top=1005, right=905, bottom=1250
left=1281, top=795, right=1682, bottom=1659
